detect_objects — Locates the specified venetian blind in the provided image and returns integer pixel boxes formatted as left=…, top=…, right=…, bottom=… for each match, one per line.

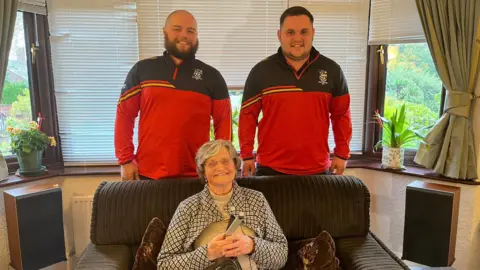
left=48, top=0, right=139, bottom=164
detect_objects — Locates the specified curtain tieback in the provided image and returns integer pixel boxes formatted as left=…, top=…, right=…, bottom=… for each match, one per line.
left=445, top=90, right=477, bottom=117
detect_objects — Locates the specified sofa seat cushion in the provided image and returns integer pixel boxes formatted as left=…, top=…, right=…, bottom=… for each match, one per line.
left=75, top=243, right=131, bottom=270
left=335, top=233, right=409, bottom=270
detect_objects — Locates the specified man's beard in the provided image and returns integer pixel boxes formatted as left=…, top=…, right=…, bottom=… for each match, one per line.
left=164, top=34, right=199, bottom=60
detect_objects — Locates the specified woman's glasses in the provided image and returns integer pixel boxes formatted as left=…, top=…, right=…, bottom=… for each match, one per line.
left=205, top=158, right=232, bottom=168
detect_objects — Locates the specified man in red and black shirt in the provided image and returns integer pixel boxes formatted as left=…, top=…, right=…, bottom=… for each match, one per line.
left=115, top=10, right=231, bottom=180
left=239, top=6, right=352, bottom=176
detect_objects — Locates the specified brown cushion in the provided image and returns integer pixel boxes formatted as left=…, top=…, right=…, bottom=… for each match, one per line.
left=284, top=230, right=341, bottom=270
left=132, top=217, right=167, bottom=270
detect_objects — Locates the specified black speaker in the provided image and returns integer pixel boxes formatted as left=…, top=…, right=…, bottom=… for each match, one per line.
left=402, top=181, right=460, bottom=267
left=4, top=184, right=66, bottom=270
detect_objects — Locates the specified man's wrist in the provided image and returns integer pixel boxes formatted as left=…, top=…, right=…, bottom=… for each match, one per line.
left=119, top=160, right=133, bottom=165
left=334, top=155, right=349, bottom=161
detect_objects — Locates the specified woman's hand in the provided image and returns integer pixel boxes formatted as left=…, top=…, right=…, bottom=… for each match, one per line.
left=207, top=234, right=233, bottom=261
left=222, top=233, right=255, bottom=257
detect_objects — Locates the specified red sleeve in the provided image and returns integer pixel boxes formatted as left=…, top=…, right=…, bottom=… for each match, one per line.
left=330, top=94, right=351, bottom=159
left=330, top=67, right=352, bottom=160
left=331, top=90, right=353, bottom=162
left=239, top=66, right=262, bottom=160
left=212, top=99, right=232, bottom=141
left=114, top=64, right=140, bottom=165
left=208, top=68, right=232, bottom=141
left=239, top=101, right=261, bottom=160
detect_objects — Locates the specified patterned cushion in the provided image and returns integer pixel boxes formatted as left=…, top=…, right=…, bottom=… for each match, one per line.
left=132, top=217, right=167, bottom=270
left=283, top=230, right=340, bottom=270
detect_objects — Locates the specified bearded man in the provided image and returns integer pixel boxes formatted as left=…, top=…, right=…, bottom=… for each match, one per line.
left=115, top=10, right=232, bottom=180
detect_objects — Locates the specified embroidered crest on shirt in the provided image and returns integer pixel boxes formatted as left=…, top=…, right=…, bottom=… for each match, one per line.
left=318, top=69, right=328, bottom=85
left=192, top=69, right=203, bottom=80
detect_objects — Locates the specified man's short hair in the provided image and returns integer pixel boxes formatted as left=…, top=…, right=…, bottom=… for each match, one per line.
left=280, top=6, right=314, bottom=27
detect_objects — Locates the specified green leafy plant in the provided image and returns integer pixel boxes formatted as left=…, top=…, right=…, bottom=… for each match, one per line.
left=1, top=81, right=28, bottom=104
left=7, top=115, right=56, bottom=154
left=374, top=103, right=431, bottom=150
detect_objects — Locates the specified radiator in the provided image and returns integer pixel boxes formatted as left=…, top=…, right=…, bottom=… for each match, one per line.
left=72, top=196, right=94, bottom=257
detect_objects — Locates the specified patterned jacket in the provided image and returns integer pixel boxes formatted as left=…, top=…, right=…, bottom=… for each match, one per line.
left=157, top=182, right=288, bottom=269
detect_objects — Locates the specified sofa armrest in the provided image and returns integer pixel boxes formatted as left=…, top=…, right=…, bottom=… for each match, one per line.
left=335, top=233, right=409, bottom=270
left=75, top=243, right=131, bottom=270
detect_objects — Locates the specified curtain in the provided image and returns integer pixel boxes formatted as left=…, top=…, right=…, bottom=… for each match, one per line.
left=0, top=0, right=18, bottom=99
left=414, top=0, right=480, bottom=180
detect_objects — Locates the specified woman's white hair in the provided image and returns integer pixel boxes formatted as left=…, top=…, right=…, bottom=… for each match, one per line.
left=195, top=140, right=241, bottom=182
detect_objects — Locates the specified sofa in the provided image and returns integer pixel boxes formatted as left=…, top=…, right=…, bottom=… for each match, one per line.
left=75, top=175, right=409, bottom=269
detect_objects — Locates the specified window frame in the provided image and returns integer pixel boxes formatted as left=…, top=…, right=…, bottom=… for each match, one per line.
left=363, top=44, right=445, bottom=166
left=5, top=12, right=63, bottom=173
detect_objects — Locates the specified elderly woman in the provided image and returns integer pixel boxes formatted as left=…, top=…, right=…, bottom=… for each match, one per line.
left=157, top=140, right=288, bottom=269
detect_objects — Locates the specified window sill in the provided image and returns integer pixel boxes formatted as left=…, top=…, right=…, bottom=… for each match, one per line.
left=0, top=166, right=120, bottom=188
left=0, top=159, right=478, bottom=188
left=347, top=157, right=480, bottom=185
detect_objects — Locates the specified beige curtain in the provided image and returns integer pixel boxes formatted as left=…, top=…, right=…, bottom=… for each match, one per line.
left=0, top=0, right=18, bottom=99
left=414, top=0, right=480, bottom=180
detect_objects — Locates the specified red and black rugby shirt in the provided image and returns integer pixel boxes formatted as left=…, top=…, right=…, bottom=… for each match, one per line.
left=115, top=52, right=232, bottom=179
left=239, top=47, right=352, bottom=175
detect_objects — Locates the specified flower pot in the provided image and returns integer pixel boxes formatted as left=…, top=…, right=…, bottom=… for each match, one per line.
left=16, top=149, right=46, bottom=176
left=381, top=146, right=405, bottom=170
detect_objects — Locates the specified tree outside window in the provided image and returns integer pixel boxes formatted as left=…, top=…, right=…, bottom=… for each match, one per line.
left=1, top=12, right=34, bottom=156
left=384, top=43, right=442, bottom=148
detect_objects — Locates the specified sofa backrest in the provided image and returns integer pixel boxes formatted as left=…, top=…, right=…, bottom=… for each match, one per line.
left=90, top=175, right=370, bottom=245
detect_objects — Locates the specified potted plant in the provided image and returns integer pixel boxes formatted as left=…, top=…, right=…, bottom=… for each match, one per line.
left=7, top=114, right=56, bottom=176
left=374, top=104, right=428, bottom=170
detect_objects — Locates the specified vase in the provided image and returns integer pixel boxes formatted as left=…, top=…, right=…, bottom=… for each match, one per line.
left=16, top=149, right=46, bottom=176
left=381, top=146, right=405, bottom=170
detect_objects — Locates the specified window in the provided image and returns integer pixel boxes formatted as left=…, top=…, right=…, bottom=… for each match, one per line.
left=48, top=0, right=372, bottom=165
left=363, top=0, right=442, bottom=161
left=48, top=0, right=138, bottom=165
left=229, top=90, right=242, bottom=150
left=1, top=12, right=33, bottom=156
left=0, top=9, right=60, bottom=172
left=384, top=43, right=442, bottom=148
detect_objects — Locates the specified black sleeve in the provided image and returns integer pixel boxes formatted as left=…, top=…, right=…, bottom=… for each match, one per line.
left=332, top=64, right=349, bottom=97
left=241, top=64, right=263, bottom=103
left=209, top=68, right=229, bottom=100
left=120, top=63, right=140, bottom=96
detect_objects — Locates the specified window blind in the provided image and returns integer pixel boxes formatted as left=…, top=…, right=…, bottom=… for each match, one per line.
left=136, top=0, right=288, bottom=86
left=18, top=0, right=47, bottom=14
left=50, top=0, right=370, bottom=164
left=290, top=0, right=370, bottom=152
left=48, top=0, right=139, bottom=164
left=369, top=0, right=425, bottom=45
